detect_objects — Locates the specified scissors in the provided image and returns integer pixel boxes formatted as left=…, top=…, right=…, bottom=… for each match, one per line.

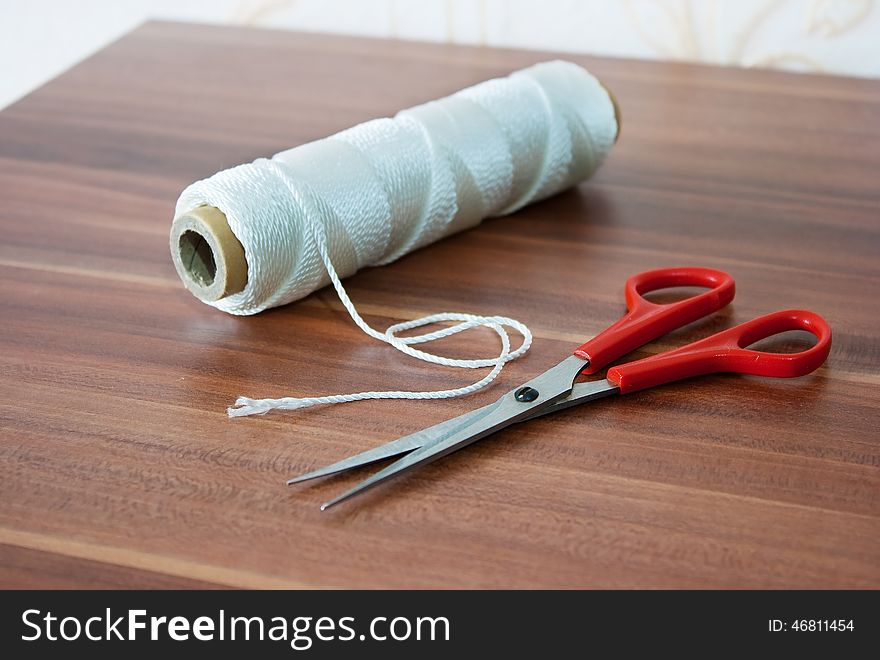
left=288, top=267, right=832, bottom=510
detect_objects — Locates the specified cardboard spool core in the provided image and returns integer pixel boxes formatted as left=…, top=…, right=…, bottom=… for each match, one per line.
left=602, top=83, right=622, bottom=143
left=169, top=83, right=620, bottom=303
left=170, top=206, right=248, bottom=302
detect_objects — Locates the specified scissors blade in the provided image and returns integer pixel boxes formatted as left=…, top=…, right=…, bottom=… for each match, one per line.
left=321, top=355, right=588, bottom=509
left=289, top=377, right=618, bottom=485
left=286, top=405, right=492, bottom=484
left=530, top=379, right=619, bottom=418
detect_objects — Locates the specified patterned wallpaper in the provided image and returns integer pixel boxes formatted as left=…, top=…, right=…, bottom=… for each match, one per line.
left=1, top=0, right=878, bottom=110
left=230, top=0, right=880, bottom=77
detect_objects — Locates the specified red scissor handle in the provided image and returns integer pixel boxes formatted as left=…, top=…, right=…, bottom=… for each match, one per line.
left=607, top=309, right=831, bottom=394
left=574, top=267, right=736, bottom=374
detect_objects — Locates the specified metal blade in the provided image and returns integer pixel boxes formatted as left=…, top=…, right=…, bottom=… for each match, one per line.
left=321, top=355, right=588, bottom=509
left=527, top=379, right=619, bottom=419
left=286, top=405, right=491, bottom=484
left=290, top=371, right=617, bottom=487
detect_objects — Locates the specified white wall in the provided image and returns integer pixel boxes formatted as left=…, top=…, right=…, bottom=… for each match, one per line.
left=1, top=0, right=878, bottom=109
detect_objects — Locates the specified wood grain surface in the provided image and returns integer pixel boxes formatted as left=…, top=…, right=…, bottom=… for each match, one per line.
left=1, top=21, right=878, bottom=589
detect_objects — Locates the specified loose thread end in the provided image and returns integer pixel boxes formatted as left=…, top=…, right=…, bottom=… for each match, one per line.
left=227, top=398, right=273, bottom=417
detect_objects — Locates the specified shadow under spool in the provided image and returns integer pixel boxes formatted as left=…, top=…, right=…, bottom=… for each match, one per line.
left=169, top=84, right=621, bottom=304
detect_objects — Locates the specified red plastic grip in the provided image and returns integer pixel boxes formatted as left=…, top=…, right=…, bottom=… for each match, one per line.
left=607, top=309, right=832, bottom=394
left=574, top=267, right=735, bottom=374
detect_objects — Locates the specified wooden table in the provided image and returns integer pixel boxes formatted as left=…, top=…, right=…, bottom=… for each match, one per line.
left=1, top=21, right=877, bottom=589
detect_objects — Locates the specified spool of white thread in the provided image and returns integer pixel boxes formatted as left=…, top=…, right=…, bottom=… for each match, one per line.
left=169, top=60, right=620, bottom=416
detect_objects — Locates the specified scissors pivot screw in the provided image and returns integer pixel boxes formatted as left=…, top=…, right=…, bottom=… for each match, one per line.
left=515, top=386, right=540, bottom=402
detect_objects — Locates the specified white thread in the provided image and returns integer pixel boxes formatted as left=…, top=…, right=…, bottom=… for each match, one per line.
left=173, top=61, right=617, bottom=417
